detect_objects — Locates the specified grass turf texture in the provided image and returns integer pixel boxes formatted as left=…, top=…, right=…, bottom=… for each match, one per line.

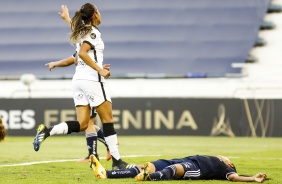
left=0, top=136, right=281, bottom=184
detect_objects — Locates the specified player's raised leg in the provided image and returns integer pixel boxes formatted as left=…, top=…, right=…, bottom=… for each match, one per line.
left=33, top=105, right=89, bottom=151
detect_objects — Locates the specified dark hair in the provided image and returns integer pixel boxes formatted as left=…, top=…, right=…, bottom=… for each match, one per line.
left=232, top=164, right=237, bottom=172
left=0, top=116, right=6, bottom=142
left=70, top=3, right=95, bottom=43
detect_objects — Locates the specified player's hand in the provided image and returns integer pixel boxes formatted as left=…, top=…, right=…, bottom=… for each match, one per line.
left=254, top=173, right=267, bottom=183
left=45, top=62, right=56, bottom=71
left=58, top=5, right=70, bottom=22
left=98, top=69, right=110, bottom=79
left=103, top=64, right=110, bottom=71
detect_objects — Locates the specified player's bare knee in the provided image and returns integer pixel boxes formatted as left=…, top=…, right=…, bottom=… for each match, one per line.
left=173, top=164, right=185, bottom=179
left=149, top=163, right=156, bottom=173
left=100, top=117, right=113, bottom=123
left=78, top=120, right=89, bottom=130
left=80, top=125, right=88, bottom=131
left=88, top=120, right=94, bottom=125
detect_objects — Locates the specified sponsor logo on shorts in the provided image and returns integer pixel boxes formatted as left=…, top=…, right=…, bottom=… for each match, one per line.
left=157, top=171, right=163, bottom=179
left=183, top=162, right=191, bottom=168
left=77, top=94, right=83, bottom=100
left=89, top=95, right=94, bottom=102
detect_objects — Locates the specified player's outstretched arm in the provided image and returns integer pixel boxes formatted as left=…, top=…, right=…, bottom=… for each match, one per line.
left=228, top=173, right=267, bottom=183
left=58, top=5, right=71, bottom=26
left=45, top=56, right=75, bottom=71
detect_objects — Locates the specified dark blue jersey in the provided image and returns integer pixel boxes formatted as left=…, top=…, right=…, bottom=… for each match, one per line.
left=151, top=155, right=236, bottom=180
left=186, top=155, right=236, bottom=180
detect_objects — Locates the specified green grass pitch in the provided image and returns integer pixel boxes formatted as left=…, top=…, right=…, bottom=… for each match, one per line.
left=0, top=136, right=281, bottom=184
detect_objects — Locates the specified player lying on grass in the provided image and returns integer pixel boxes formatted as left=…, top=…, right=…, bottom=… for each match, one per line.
left=0, top=116, right=6, bottom=142
left=89, top=154, right=267, bottom=183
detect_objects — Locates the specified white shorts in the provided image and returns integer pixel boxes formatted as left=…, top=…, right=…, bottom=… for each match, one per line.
left=72, top=80, right=112, bottom=107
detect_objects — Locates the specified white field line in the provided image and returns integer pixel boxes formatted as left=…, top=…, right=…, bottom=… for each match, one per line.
left=1, top=155, right=281, bottom=168
left=0, top=154, right=161, bottom=167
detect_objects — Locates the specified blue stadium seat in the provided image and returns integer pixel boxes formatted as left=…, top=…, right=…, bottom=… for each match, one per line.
left=0, top=0, right=270, bottom=78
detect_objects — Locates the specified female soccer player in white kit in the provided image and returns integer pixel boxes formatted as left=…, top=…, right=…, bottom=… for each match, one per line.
left=33, top=2, right=132, bottom=169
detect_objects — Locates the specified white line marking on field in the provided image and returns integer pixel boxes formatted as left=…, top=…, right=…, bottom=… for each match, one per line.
left=0, top=154, right=161, bottom=167
left=1, top=155, right=281, bottom=168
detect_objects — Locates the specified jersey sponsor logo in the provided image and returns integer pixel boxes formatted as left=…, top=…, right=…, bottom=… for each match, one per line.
left=90, top=33, right=96, bottom=39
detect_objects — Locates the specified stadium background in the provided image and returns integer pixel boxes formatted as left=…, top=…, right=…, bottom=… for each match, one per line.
left=1, top=0, right=282, bottom=137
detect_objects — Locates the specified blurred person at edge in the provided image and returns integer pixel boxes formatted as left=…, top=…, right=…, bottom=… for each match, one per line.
left=0, top=116, right=6, bottom=142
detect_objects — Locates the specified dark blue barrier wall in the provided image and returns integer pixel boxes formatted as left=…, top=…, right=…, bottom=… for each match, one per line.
left=0, top=0, right=270, bottom=77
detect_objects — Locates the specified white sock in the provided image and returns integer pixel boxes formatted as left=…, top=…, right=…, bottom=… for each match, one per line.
left=105, top=134, right=121, bottom=160
left=49, top=122, right=68, bottom=136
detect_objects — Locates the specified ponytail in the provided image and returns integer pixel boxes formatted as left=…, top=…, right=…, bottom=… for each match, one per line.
left=70, top=3, right=95, bottom=43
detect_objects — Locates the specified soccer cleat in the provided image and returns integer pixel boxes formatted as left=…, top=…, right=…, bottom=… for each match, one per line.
left=112, top=159, right=136, bottom=170
left=33, top=124, right=48, bottom=151
left=135, top=162, right=151, bottom=181
left=89, top=154, right=107, bottom=179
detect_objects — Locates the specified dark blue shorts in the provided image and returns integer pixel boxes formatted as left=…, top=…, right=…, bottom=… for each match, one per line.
left=151, top=158, right=200, bottom=180
left=180, top=161, right=200, bottom=180
left=90, top=107, right=97, bottom=118
left=151, top=158, right=189, bottom=171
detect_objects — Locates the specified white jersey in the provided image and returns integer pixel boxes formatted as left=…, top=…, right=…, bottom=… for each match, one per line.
left=73, top=26, right=105, bottom=82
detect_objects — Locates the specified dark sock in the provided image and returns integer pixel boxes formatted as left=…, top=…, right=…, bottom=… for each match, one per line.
left=112, top=157, right=121, bottom=165
left=106, top=166, right=140, bottom=178
left=102, top=123, right=116, bottom=137
left=96, top=126, right=109, bottom=150
left=150, top=165, right=176, bottom=180
left=44, top=127, right=51, bottom=138
left=66, top=121, right=80, bottom=134
left=86, top=133, right=98, bottom=158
